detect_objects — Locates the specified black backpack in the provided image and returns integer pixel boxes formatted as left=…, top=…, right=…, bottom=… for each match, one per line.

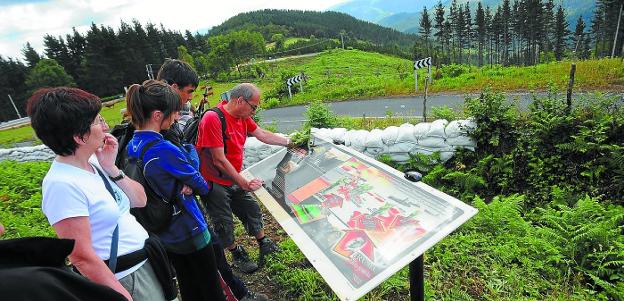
left=126, top=140, right=177, bottom=233
left=182, top=107, right=227, bottom=153
left=110, top=122, right=135, bottom=168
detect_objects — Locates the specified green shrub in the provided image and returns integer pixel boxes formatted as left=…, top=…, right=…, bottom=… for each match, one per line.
left=263, top=97, right=280, bottom=109
left=442, top=64, right=472, bottom=78
left=303, top=100, right=337, bottom=130
left=431, top=105, right=461, bottom=121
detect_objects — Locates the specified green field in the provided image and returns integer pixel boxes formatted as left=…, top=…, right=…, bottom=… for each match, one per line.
left=2, top=49, right=622, bottom=148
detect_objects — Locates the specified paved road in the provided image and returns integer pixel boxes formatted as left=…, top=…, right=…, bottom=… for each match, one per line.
left=258, top=93, right=537, bottom=133
left=258, top=92, right=623, bottom=133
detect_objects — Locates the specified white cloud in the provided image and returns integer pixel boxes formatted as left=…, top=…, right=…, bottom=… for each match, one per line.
left=0, top=0, right=349, bottom=61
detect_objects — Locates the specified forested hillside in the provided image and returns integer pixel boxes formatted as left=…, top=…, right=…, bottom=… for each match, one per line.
left=209, top=9, right=417, bottom=49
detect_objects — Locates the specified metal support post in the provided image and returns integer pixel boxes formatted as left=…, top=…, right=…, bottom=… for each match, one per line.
left=423, top=77, right=429, bottom=122
left=428, top=65, right=432, bottom=84
left=7, top=94, right=22, bottom=118
left=409, top=255, right=425, bottom=301
left=414, top=70, right=418, bottom=92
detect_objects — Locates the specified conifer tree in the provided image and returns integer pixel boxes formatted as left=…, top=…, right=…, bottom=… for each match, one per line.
left=464, top=3, right=473, bottom=65
left=21, top=42, right=41, bottom=68
left=573, top=16, right=589, bottom=59
left=553, top=5, right=570, bottom=61
left=43, top=35, right=71, bottom=70
left=65, top=28, right=86, bottom=85
left=434, top=2, right=446, bottom=60
left=475, top=2, right=486, bottom=66
left=501, top=0, right=512, bottom=65
left=419, top=6, right=433, bottom=56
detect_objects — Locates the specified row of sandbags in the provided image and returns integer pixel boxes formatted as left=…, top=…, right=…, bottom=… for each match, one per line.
left=243, top=137, right=285, bottom=168
left=312, top=119, right=477, bottom=163
left=0, top=145, right=55, bottom=162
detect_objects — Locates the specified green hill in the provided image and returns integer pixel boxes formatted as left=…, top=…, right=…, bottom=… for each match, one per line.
left=208, top=9, right=417, bottom=50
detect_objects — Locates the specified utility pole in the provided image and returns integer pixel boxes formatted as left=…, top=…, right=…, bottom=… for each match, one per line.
left=566, top=64, right=576, bottom=114
left=423, top=76, right=429, bottom=122
left=145, top=64, right=154, bottom=79
left=7, top=94, right=22, bottom=118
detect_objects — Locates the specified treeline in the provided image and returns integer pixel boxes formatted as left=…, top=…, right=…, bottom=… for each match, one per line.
left=414, top=0, right=624, bottom=66
left=0, top=21, right=201, bottom=122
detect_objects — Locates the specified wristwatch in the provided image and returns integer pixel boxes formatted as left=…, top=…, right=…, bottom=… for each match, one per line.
left=109, top=170, right=125, bottom=182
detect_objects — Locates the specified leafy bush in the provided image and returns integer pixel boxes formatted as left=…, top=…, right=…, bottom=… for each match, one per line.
left=441, top=64, right=472, bottom=78
left=303, top=100, right=337, bottom=130
left=431, top=105, right=461, bottom=121
left=465, top=89, right=520, bottom=157
left=263, top=97, right=280, bottom=109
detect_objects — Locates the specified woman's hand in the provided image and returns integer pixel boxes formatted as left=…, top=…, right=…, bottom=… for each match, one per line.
left=180, top=185, right=193, bottom=195
left=96, top=133, right=119, bottom=173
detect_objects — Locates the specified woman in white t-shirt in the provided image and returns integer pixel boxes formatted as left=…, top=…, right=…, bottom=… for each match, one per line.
left=26, top=87, right=168, bottom=301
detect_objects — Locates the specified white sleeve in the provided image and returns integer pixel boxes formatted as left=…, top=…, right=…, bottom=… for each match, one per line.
left=42, top=180, right=90, bottom=226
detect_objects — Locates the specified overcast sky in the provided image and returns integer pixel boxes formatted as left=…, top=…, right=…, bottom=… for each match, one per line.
left=0, top=0, right=349, bottom=61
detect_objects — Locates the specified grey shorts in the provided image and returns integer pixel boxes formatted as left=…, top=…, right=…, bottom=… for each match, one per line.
left=201, top=182, right=264, bottom=247
left=119, top=261, right=167, bottom=301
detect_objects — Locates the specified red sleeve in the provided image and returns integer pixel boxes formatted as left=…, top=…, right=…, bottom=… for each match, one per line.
left=245, top=117, right=258, bottom=134
left=196, top=111, right=223, bottom=148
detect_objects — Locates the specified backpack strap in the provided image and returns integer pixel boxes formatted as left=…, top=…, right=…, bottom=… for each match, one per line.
left=94, top=167, right=120, bottom=273
left=207, top=107, right=228, bottom=154
left=139, top=140, right=159, bottom=162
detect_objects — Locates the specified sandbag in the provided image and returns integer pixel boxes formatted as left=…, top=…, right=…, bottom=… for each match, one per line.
left=439, top=151, right=455, bottom=162
left=396, top=123, right=417, bottom=143
left=314, top=128, right=333, bottom=140
left=387, top=142, right=417, bottom=153
left=381, top=126, right=400, bottom=145
left=417, top=136, right=449, bottom=149
left=445, top=119, right=477, bottom=138
left=330, top=128, right=348, bottom=144
left=413, top=122, right=431, bottom=139
left=427, top=119, right=448, bottom=138
left=344, top=130, right=368, bottom=152
left=365, top=129, right=384, bottom=148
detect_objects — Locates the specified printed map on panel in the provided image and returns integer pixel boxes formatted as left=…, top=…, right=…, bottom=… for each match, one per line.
left=246, top=137, right=469, bottom=290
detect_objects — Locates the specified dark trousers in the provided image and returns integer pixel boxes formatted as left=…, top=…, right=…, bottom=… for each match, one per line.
left=168, top=246, right=226, bottom=301
left=208, top=227, right=248, bottom=299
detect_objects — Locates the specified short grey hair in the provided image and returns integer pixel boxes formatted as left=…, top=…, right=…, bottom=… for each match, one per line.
left=229, top=83, right=258, bottom=102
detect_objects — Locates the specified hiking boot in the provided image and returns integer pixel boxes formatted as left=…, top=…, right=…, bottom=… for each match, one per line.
left=258, top=237, right=280, bottom=266
left=231, top=245, right=258, bottom=274
left=240, top=290, right=269, bottom=301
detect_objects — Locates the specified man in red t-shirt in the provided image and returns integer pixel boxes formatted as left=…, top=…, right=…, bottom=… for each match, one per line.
left=197, top=83, right=292, bottom=273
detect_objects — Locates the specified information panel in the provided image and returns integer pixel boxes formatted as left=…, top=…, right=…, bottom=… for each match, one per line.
left=243, top=133, right=478, bottom=301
